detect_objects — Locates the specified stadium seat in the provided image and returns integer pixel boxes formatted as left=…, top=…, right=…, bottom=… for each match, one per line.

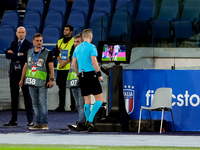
left=42, top=25, right=61, bottom=51
left=0, top=26, right=16, bottom=51
left=90, top=11, right=108, bottom=28
left=116, top=0, right=132, bottom=8
left=23, top=11, right=42, bottom=33
left=48, top=0, right=67, bottom=18
left=89, top=0, right=111, bottom=29
left=108, top=10, right=131, bottom=41
left=0, top=10, right=19, bottom=30
left=67, top=11, right=86, bottom=36
left=43, top=11, right=64, bottom=35
left=152, top=21, right=171, bottom=39
left=152, top=0, right=179, bottom=44
left=180, top=0, right=200, bottom=21
left=92, top=0, right=111, bottom=13
left=115, top=0, right=137, bottom=18
left=74, top=28, right=84, bottom=36
left=173, top=0, right=200, bottom=46
left=135, top=0, right=155, bottom=21
left=70, top=0, right=90, bottom=23
left=131, top=0, right=155, bottom=39
left=88, top=0, right=96, bottom=7
left=89, top=25, right=107, bottom=47
left=24, top=26, right=38, bottom=42
left=174, top=21, right=193, bottom=39
left=89, top=0, right=112, bottom=28
left=26, top=0, right=45, bottom=17
left=156, top=0, right=179, bottom=21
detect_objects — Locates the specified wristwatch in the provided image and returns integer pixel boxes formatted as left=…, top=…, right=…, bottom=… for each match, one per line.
left=50, top=78, right=55, bottom=81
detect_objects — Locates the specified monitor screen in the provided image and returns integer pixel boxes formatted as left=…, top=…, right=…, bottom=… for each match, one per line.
left=97, top=41, right=131, bottom=64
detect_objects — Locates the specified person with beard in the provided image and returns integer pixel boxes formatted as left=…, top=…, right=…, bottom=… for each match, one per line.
left=19, top=33, right=54, bottom=130
left=67, top=33, right=87, bottom=131
left=54, top=25, right=76, bottom=112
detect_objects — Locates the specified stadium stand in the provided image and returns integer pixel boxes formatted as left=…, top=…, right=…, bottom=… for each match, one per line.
left=23, top=11, right=42, bottom=33
left=70, top=0, right=90, bottom=27
left=115, top=0, right=137, bottom=19
left=24, top=25, right=38, bottom=42
left=108, top=10, right=131, bottom=41
left=48, top=0, right=68, bottom=18
left=25, top=0, right=45, bottom=18
left=152, top=0, right=179, bottom=45
left=89, top=0, right=111, bottom=31
left=0, top=26, right=16, bottom=53
left=0, top=10, right=20, bottom=30
left=116, top=0, right=132, bottom=7
left=131, top=0, right=155, bottom=39
left=89, top=25, right=107, bottom=47
left=90, top=11, right=109, bottom=27
left=0, top=0, right=199, bottom=50
left=67, top=11, right=86, bottom=36
left=42, top=25, right=61, bottom=51
left=90, top=0, right=111, bottom=23
left=174, top=0, right=200, bottom=46
left=43, top=11, right=64, bottom=35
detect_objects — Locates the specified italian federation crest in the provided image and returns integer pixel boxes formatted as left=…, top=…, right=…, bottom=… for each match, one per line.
left=123, top=85, right=134, bottom=115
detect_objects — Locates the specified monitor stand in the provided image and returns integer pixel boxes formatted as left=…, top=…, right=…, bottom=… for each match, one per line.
left=95, top=65, right=131, bottom=132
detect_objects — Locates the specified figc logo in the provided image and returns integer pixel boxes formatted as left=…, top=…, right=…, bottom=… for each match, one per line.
left=123, top=85, right=134, bottom=114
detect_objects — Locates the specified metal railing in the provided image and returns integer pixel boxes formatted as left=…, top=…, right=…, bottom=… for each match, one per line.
left=0, top=54, right=10, bottom=78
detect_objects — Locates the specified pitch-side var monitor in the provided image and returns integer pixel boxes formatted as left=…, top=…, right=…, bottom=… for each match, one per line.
left=97, top=41, right=131, bottom=64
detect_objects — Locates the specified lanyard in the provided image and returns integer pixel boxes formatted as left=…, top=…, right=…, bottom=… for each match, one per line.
left=58, top=37, right=72, bottom=50
left=32, top=47, right=43, bottom=63
left=18, top=41, right=21, bottom=52
left=18, top=45, right=21, bottom=52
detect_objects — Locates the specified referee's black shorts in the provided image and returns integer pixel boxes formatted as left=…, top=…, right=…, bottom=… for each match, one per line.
left=79, top=71, right=102, bottom=96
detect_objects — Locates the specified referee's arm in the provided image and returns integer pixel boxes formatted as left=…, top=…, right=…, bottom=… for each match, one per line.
left=91, top=56, right=104, bottom=82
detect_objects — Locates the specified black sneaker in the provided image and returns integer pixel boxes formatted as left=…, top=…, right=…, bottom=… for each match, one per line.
left=27, top=121, right=34, bottom=126
left=77, top=122, right=87, bottom=131
left=54, top=107, right=65, bottom=112
left=68, top=124, right=77, bottom=130
left=85, top=121, right=97, bottom=132
left=3, top=120, right=17, bottom=126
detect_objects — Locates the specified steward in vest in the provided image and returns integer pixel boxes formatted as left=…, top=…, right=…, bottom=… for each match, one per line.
left=56, top=36, right=74, bottom=70
left=24, top=48, right=49, bottom=86
left=19, top=33, right=54, bottom=130
left=54, top=24, right=76, bottom=112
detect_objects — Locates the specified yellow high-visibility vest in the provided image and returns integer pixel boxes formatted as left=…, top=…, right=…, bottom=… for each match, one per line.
left=57, top=37, right=74, bottom=70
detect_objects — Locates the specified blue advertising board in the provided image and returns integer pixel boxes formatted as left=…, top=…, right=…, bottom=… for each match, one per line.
left=118, top=69, right=200, bottom=131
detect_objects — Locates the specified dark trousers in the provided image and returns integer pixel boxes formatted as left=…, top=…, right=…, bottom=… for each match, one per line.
left=10, top=71, right=33, bottom=123
left=56, top=70, right=76, bottom=110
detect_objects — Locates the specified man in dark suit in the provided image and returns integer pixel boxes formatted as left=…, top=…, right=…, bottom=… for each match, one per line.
left=3, top=26, right=34, bottom=126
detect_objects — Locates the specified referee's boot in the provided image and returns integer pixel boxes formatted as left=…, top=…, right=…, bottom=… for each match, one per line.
left=85, top=121, right=98, bottom=132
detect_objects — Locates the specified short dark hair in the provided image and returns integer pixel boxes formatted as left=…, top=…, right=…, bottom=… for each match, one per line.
left=33, top=33, right=43, bottom=40
left=64, top=25, right=74, bottom=32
